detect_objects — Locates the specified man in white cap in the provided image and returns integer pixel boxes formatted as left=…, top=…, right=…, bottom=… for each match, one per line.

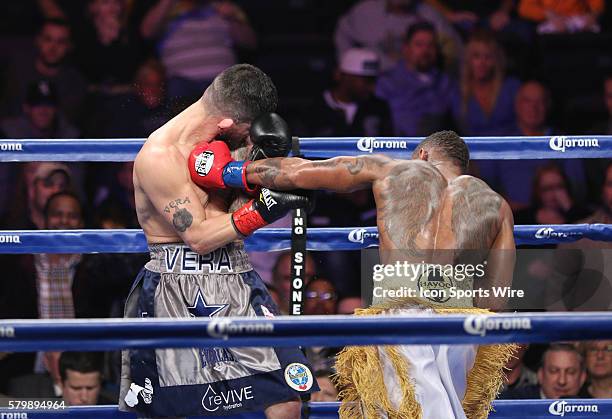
left=306, top=48, right=393, bottom=137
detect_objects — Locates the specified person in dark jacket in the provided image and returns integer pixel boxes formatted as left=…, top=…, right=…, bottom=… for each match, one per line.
left=307, top=48, right=393, bottom=137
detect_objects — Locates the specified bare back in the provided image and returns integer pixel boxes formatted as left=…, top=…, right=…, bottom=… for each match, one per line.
left=245, top=155, right=515, bottom=309
left=371, top=160, right=514, bottom=309
left=373, top=160, right=504, bottom=253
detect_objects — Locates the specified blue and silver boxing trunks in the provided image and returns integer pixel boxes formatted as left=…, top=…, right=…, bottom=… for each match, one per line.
left=119, top=242, right=318, bottom=417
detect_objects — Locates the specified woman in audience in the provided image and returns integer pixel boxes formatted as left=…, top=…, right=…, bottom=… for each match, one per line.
left=579, top=340, right=612, bottom=398
left=515, top=163, right=590, bottom=225
left=452, top=31, right=520, bottom=136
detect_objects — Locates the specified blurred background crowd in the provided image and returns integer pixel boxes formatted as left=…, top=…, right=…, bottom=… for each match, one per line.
left=0, top=0, right=611, bottom=407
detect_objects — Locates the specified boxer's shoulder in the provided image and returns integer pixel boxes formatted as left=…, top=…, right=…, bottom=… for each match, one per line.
left=380, top=159, right=447, bottom=191
left=448, top=175, right=501, bottom=198
left=136, top=134, right=186, bottom=173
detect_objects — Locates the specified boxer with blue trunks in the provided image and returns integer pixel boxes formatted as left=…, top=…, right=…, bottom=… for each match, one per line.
left=119, top=64, right=317, bottom=418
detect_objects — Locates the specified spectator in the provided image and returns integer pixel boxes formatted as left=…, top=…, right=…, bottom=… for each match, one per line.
left=579, top=341, right=612, bottom=398
left=59, top=352, right=109, bottom=405
left=311, top=369, right=339, bottom=402
left=0, top=162, right=72, bottom=230
left=583, top=162, right=612, bottom=226
left=479, top=81, right=586, bottom=209
left=501, top=344, right=538, bottom=392
left=551, top=165, right=612, bottom=311
left=35, top=191, right=85, bottom=319
left=334, top=0, right=463, bottom=72
left=271, top=251, right=317, bottom=314
left=140, top=0, right=257, bottom=100
left=452, top=31, right=519, bottom=136
left=376, top=22, right=457, bottom=136
left=74, top=0, right=143, bottom=88
left=1, top=191, right=85, bottom=396
left=514, top=80, right=551, bottom=137
left=2, top=18, right=87, bottom=124
left=586, top=76, right=612, bottom=204
left=307, top=48, right=393, bottom=137
left=304, top=278, right=338, bottom=315
left=519, top=0, right=604, bottom=33
left=2, top=80, right=79, bottom=140
left=501, top=343, right=586, bottom=399
left=514, top=164, right=590, bottom=225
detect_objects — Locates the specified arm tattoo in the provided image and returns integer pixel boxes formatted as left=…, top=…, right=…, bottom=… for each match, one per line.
left=164, top=197, right=193, bottom=232
left=342, top=158, right=364, bottom=175
left=164, top=197, right=191, bottom=213
left=173, top=208, right=193, bottom=232
left=311, top=160, right=339, bottom=168
left=253, top=159, right=282, bottom=188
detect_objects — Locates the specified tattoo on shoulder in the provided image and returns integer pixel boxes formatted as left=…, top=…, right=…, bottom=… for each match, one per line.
left=164, top=197, right=191, bottom=213
left=342, top=158, right=364, bottom=175
left=172, top=208, right=193, bottom=232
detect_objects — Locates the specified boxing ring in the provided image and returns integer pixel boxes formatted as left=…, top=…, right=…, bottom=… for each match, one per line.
left=1, top=135, right=612, bottom=419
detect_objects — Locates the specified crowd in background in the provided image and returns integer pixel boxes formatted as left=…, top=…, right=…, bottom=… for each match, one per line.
left=0, top=0, right=611, bottom=406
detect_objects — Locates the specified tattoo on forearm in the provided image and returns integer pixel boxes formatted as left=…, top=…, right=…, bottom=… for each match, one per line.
left=311, top=160, right=338, bottom=168
left=173, top=208, right=193, bottom=232
left=164, top=197, right=191, bottom=213
left=313, top=158, right=365, bottom=175
left=253, top=159, right=282, bottom=188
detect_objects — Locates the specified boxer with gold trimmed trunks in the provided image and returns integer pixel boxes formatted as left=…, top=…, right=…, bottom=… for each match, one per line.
left=119, top=64, right=318, bottom=418
left=191, top=129, right=517, bottom=419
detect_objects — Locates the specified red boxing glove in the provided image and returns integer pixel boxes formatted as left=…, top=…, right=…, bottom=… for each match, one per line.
left=231, top=188, right=311, bottom=236
left=188, top=141, right=234, bottom=189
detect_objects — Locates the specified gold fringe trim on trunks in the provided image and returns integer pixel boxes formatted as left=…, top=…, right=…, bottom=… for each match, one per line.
left=333, top=297, right=518, bottom=419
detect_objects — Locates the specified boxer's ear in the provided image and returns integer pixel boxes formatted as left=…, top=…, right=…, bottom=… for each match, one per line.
left=418, top=148, right=429, bottom=161
left=217, top=118, right=235, bottom=130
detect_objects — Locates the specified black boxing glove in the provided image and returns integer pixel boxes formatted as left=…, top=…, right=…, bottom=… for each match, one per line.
left=231, top=188, right=313, bottom=236
left=248, top=113, right=292, bottom=161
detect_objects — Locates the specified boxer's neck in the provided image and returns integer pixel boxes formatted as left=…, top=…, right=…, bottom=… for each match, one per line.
left=430, top=161, right=461, bottom=182
left=175, top=101, right=220, bottom=147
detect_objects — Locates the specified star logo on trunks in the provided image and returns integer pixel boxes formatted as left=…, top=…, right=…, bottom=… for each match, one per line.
left=187, top=289, right=227, bottom=318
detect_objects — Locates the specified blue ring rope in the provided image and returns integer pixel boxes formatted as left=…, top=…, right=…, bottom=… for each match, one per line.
left=0, top=224, right=609, bottom=253
left=1, top=312, right=611, bottom=352
left=0, top=400, right=608, bottom=418
left=0, top=135, right=609, bottom=161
